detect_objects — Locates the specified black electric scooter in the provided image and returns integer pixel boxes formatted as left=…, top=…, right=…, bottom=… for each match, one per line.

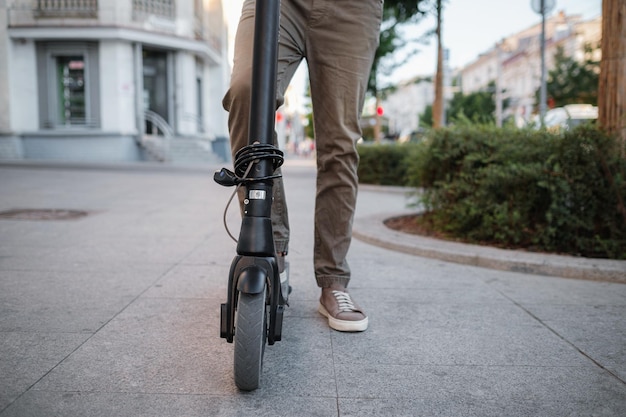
left=213, top=0, right=287, bottom=391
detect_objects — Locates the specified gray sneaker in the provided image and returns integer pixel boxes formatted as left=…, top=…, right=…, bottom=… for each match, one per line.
left=318, top=286, right=368, bottom=332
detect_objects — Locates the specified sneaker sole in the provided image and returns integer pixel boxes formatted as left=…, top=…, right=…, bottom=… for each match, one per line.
left=318, top=303, right=368, bottom=332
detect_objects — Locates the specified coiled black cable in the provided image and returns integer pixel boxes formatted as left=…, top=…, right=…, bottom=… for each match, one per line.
left=221, top=143, right=284, bottom=243
left=233, top=143, right=284, bottom=182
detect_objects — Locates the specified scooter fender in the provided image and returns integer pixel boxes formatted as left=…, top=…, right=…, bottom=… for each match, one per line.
left=236, top=266, right=267, bottom=295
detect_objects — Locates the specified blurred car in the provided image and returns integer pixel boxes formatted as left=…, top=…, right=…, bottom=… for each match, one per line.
left=544, top=104, right=598, bottom=130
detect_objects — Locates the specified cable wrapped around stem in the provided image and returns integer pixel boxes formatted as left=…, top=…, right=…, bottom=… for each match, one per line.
left=233, top=143, right=284, bottom=183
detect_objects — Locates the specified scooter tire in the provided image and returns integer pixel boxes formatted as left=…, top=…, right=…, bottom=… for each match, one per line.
left=233, top=287, right=267, bottom=391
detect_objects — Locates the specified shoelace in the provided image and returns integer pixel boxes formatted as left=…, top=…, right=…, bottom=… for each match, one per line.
left=332, top=290, right=358, bottom=312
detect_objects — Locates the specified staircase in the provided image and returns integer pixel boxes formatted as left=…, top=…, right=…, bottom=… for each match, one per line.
left=138, top=110, right=224, bottom=164
left=168, top=137, right=222, bottom=164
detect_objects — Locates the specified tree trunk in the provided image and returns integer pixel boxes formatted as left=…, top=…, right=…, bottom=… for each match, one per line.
left=598, top=0, right=626, bottom=151
left=432, top=0, right=444, bottom=128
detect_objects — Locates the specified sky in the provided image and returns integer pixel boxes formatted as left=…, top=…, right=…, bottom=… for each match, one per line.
left=388, top=0, right=602, bottom=82
left=224, top=0, right=602, bottom=85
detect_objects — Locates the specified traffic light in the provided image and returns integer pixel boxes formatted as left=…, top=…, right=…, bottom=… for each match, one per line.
left=376, top=106, right=384, bottom=117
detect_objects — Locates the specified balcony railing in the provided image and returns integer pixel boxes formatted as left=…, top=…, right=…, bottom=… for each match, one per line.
left=133, top=0, right=175, bottom=19
left=34, top=0, right=98, bottom=18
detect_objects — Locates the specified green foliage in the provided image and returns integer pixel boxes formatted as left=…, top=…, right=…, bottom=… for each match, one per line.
left=447, top=88, right=496, bottom=124
left=419, top=104, right=434, bottom=127
left=357, top=143, right=413, bottom=186
left=419, top=81, right=502, bottom=127
left=537, top=44, right=600, bottom=108
left=370, top=0, right=435, bottom=93
left=304, top=111, right=314, bottom=139
left=382, top=0, right=426, bottom=21
left=403, top=125, right=626, bottom=259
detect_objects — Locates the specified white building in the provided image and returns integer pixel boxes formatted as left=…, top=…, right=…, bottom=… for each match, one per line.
left=384, top=11, right=601, bottom=133
left=0, top=0, right=231, bottom=163
left=381, top=77, right=434, bottom=139
left=460, top=11, right=601, bottom=127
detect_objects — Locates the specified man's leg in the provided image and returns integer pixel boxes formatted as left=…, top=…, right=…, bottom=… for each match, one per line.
left=306, top=0, right=382, bottom=288
left=222, top=0, right=306, bottom=255
left=306, top=0, right=382, bottom=332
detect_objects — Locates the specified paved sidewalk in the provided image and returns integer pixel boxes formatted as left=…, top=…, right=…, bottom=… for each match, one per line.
left=1, top=160, right=625, bottom=416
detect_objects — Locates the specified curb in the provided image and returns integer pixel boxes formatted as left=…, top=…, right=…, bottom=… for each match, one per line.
left=353, top=212, right=626, bottom=284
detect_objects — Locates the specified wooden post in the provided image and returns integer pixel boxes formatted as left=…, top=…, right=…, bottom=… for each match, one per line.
left=598, top=0, right=626, bottom=153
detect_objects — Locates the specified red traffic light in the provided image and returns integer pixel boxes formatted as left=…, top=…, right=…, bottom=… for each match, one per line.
left=376, top=106, right=384, bottom=116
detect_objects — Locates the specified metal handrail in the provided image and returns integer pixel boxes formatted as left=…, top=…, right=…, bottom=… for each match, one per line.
left=141, top=109, right=173, bottom=161
left=143, top=109, right=174, bottom=137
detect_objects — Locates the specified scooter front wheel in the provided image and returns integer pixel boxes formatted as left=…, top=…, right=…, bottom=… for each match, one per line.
left=233, top=287, right=267, bottom=390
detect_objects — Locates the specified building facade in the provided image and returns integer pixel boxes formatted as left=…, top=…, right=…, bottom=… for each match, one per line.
left=327, top=10, right=601, bottom=139
left=381, top=78, right=434, bottom=140
left=0, top=0, right=231, bottom=163
left=460, top=11, right=601, bottom=127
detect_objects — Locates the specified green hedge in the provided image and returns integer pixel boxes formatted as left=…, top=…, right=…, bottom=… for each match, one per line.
left=357, top=142, right=412, bottom=185
left=357, top=126, right=626, bottom=259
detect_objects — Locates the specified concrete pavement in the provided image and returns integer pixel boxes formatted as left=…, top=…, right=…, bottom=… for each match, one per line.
left=1, top=159, right=625, bottom=416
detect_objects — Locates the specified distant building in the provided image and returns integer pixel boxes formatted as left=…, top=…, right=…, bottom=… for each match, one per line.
left=0, top=0, right=231, bottom=163
left=459, top=11, right=601, bottom=127
left=382, top=11, right=601, bottom=134
left=380, top=77, right=434, bottom=139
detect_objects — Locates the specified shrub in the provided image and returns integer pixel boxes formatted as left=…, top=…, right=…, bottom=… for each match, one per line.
left=405, top=124, right=626, bottom=259
left=357, top=142, right=414, bottom=185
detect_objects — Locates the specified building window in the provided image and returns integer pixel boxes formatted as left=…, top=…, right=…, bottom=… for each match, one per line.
left=34, top=0, right=98, bottom=18
left=57, top=56, right=86, bottom=125
left=37, top=42, right=100, bottom=129
left=133, top=0, right=175, bottom=19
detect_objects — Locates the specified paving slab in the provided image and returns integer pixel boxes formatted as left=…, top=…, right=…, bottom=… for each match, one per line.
left=1, top=160, right=625, bottom=417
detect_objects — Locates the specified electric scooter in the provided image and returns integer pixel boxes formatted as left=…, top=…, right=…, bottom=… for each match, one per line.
left=213, top=0, right=287, bottom=391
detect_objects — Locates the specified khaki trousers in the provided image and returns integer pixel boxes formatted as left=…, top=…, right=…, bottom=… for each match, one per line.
left=223, top=0, right=382, bottom=288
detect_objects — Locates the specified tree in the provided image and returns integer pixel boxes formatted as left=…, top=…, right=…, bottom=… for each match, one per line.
left=432, top=0, right=444, bottom=128
left=536, top=45, right=600, bottom=108
left=598, top=0, right=626, bottom=149
left=420, top=83, right=501, bottom=127
left=369, top=0, right=430, bottom=93
left=420, top=104, right=434, bottom=127
left=369, top=0, right=431, bottom=141
left=447, top=89, right=497, bottom=125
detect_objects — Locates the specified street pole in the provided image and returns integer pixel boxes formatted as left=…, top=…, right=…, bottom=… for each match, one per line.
left=531, top=0, right=555, bottom=127
left=539, top=0, right=547, bottom=127
left=442, top=48, right=448, bottom=127
left=496, top=43, right=503, bottom=127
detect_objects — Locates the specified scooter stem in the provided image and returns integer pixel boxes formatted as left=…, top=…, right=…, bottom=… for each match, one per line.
left=249, top=0, right=280, bottom=150
left=236, top=0, right=281, bottom=257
